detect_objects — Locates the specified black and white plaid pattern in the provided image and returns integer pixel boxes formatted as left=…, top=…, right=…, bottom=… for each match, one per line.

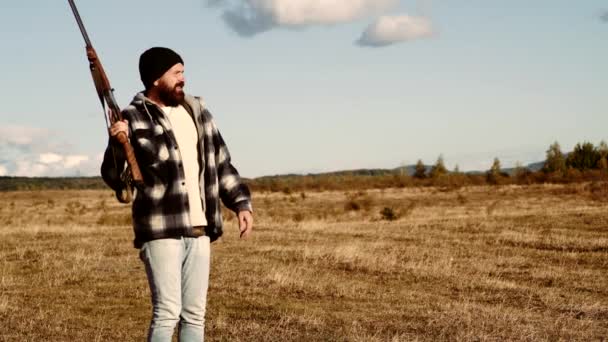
left=101, top=93, right=252, bottom=248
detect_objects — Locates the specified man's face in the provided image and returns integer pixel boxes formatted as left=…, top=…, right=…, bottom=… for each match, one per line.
left=155, top=63, right=185, bottom=106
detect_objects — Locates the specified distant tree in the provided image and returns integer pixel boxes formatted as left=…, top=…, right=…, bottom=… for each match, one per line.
left=491, top=158, right=501, bottom=174
left=453, top=164, right=460, bottom=174
left=598, top=141, right=608, bottom=158
left=514, top=161, right=532, bottom=183
left=597, top=141, right=608, bottom=171
left=566, top=142, right=600, bottom=170
left=486, top=158, right=502, bottom=184
left=597, top=157, right=608, bottom=171
left=414, top=160, right=427, bottom=179
left=543, top=141, right=566, bottom=174
left=429, top=155, right=448, bottom=178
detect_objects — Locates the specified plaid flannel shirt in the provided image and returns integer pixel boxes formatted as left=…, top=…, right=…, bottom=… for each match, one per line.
left=101, top=93, right=252, bottom=248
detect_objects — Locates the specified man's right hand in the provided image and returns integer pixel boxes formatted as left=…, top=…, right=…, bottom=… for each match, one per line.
left=109, top=119, right=129, bottom=139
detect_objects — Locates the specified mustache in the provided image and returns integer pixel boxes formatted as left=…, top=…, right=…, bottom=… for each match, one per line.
left=174, top=81, right=185, bottom=89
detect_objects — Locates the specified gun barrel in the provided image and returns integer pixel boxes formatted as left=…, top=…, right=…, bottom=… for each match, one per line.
left=67, top=0, right=93, bottom=47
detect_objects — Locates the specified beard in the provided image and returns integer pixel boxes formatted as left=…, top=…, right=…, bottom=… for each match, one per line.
left=158, top=81, right=185, bottom=107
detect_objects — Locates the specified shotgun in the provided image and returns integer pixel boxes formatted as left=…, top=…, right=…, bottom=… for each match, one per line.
left=67, top=0, right=143, bottom=203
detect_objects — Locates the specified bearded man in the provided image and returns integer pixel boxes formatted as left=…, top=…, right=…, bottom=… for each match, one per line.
left=101, top=47, right=253, bottom=342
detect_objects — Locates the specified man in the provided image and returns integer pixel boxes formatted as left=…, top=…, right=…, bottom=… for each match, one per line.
left=101, top=47, right=253, bottom=342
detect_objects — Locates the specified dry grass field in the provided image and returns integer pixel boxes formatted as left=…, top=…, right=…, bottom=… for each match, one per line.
left=0, top=183, right=607, bottom=341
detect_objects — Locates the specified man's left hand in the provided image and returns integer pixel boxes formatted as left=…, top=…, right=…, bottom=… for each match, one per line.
left=238, top=211, right=253, bottom=239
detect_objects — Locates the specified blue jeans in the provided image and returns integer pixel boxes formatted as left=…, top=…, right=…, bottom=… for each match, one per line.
left=139, top=236, right=211, bottom=342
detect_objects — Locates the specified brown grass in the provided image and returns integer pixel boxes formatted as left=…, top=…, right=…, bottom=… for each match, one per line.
left=0, top=184, right=607, bottom=341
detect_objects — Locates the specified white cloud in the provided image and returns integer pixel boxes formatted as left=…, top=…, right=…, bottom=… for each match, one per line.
left=40, top=153, right=63, bottom=164
left=262, top=0, right=396, bottom=25
left=37, top=153, right=90, bottom=169
left=0, top=124, right=100, bottom=177
left=210, top=0, right=398, bottom=36
left=4, top=154, right=98, bottom=177
left=64, top=155, right=89, bottom=169
left=14, top=160, right=49, bottom=178
left=357, top=15, right=434, bottom=47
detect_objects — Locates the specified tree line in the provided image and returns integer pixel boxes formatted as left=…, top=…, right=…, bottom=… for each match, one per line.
left=543, top=141, right=608, bottom=174
left=406, top=140, right=608, bottom=186
left=251, top=140, right=608, bottom=192
left=1, top=141, right=607, bottom=192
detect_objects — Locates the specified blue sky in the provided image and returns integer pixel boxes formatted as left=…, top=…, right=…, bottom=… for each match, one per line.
left=0, top=0, right=606, bottom=178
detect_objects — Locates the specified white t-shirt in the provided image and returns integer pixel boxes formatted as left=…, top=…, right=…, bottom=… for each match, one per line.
left=162, top=104, right=207, bottom=227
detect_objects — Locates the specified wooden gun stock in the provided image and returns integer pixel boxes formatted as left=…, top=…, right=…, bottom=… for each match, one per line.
left=115, top=131, right=143, bottom=187
left=86, top=47, right=143, bottom=186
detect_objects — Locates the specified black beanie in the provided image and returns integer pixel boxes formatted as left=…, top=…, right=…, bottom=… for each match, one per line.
left=139, top=47, right=184, bottom=89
